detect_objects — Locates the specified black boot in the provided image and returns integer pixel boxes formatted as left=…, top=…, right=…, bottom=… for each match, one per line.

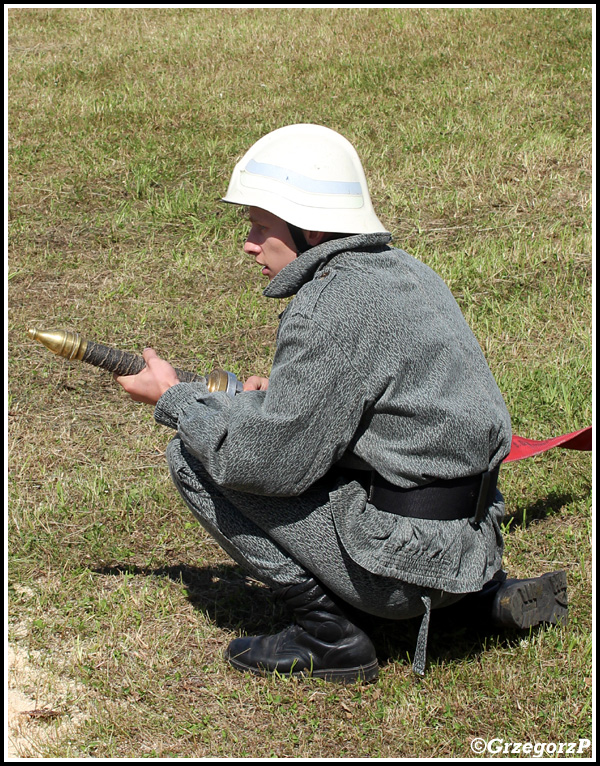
left=491, top=570, right=568, bottom=630
left=224, top=578, right=379, bottom=683
left=432, top=570, right=568, bottom=633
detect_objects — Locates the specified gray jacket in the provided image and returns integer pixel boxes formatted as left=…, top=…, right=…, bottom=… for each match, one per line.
left=155, top=233, right=512, bottom=594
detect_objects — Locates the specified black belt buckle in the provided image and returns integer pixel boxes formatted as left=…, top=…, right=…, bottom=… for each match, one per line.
left=469, top=468, right=495, bottom=528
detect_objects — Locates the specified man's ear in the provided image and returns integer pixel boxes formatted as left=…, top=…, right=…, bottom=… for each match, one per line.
left=303, top=231, right=328, bottom=246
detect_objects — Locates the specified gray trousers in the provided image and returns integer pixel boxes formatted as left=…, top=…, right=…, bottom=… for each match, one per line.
left=166, top=436, right=464, bottom=621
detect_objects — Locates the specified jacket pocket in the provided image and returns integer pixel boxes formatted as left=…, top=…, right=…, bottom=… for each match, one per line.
left=330, top=476, right=474, bottom=592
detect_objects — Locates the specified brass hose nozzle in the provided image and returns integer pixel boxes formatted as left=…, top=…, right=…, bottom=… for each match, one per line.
left=28, top=328, right=242, bottom=395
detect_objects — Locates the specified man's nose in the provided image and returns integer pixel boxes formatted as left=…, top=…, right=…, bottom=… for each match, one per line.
left=244, top=237, right=261, bottom=256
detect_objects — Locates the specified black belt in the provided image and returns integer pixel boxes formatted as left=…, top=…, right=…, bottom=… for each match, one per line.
left=367, top=467, right=500, bottom=525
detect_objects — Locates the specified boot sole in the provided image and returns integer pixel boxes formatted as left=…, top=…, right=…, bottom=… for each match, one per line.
left=492, top=571, right=568, bottom=629
left=226, top=654, right=379, bottom=684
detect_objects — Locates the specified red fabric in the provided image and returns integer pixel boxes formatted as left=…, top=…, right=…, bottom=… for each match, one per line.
left=505, top=426, right=592, bottom=462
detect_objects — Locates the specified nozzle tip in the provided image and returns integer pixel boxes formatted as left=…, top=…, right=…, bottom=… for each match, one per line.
left=28, top=328, right=38, bottom=339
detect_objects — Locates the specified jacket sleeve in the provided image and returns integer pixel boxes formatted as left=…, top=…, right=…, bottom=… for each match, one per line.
left=154, top=314, right=367, bottom=496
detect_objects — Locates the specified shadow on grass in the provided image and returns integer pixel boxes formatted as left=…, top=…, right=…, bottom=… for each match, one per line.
left=93, top=561, right=290, bottom=635
left=366, top=610, right=540, bottom=672
left=502, top=487, right=591, bottom=531
left=92, top=561, right=542, bottom=674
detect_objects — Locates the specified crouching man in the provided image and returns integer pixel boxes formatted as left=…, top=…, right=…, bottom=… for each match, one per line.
left=116, top=125, right=567, bottom=682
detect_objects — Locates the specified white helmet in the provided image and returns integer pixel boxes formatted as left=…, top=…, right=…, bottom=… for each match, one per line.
left=222, top=124, right=387, bottom=234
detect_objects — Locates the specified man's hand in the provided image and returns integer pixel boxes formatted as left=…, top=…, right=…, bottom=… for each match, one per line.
left=114, top=348, right=180, bottom=404
left=243, top=376, right=270, bottom=391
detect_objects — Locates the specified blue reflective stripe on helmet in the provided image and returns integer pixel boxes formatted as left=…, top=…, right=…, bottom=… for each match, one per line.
left=245, top=159, right=362, bottom=196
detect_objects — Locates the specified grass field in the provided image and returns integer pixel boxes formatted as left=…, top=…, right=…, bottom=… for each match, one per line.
left=7, top=6, right=593, bottom=759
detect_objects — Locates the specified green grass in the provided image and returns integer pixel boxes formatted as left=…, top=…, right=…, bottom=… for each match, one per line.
left=7, top=6, right=593, bottom=759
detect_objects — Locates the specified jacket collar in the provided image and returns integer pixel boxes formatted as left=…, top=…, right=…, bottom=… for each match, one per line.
left=263, top=232, right=392, bottom=299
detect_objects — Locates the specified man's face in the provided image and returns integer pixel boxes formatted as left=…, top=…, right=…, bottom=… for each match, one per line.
left=244, top=207, right=298, bottom=280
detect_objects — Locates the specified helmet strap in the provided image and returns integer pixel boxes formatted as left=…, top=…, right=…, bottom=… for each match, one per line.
left=287, top=223, right=310, bottom=255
